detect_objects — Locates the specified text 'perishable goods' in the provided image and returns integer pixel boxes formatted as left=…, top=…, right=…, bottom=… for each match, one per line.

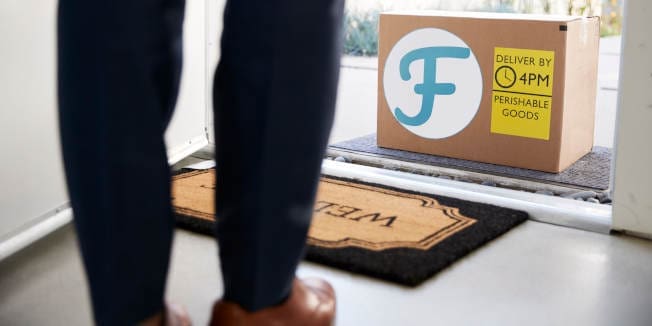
left=491, top=47, right=555, bottom=140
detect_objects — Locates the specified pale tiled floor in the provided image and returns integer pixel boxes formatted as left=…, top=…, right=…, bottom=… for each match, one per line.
left=2, top=218, right=652, bottom=325
left=2, top=37, right=652, bottom=326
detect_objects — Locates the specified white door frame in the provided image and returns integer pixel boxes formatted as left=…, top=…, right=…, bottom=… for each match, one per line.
left=610, top=0, right=652, bottom=237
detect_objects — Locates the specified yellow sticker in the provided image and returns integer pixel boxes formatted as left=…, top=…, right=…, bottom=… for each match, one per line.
left=491, top=47, right=555, bottom=140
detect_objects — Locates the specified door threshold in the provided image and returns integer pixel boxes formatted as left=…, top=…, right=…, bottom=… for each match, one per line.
left=321, top=159, right=612, bottom=234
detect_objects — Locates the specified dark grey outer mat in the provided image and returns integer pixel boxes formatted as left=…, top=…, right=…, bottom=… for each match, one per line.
left=329, top=134, right=611, bottom=190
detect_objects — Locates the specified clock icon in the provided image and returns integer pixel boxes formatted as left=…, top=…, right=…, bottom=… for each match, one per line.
left=495, top=65, right=517, bottom=88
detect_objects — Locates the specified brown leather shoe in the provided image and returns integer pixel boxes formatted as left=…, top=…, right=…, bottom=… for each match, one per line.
left=138, top=302, right=192, bottom=326
left=209, top=278, right=336, bottom=326
left=165, top=302, right=192, bottom=326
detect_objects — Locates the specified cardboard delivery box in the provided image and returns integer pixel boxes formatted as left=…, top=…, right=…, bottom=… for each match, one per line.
left=377, top=11, right=600, bottom=173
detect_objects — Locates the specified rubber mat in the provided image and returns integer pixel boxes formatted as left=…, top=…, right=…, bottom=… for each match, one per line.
left=329, top=134, right=611, bottom=190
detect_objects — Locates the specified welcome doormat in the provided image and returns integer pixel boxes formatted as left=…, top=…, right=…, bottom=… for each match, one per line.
left=172, top=169, right=527, bottom=286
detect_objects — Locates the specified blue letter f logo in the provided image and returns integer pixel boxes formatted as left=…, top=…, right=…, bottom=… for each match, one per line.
left=395, top=47, right=471, bottom=126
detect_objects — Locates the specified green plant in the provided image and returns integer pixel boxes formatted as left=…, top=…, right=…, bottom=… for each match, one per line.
left=543, top=0, right=552, bottom=14
left=600, top=0, right=623, bottom=37
left=343, top=10, right=379, bottom=56
left=341, top=0, right=623, bottom=56
left=476, top=0, right=517, bottom=13
left=567, top=0, right=600, bottom=16
left=567, top=0, right=623, bottom=37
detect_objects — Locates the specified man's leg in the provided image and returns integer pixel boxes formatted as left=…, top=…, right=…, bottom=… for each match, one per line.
left=57, top=0, right=184, bottom=324
left=213, top=0, right=345, bottom=311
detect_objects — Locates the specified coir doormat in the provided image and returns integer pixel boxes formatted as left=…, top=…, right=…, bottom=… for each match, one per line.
left=172, top=169, right=527, bottom=286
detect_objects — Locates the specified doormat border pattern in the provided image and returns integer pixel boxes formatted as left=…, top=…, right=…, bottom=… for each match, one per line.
left=307, top=177, right=478, bottom=251
left=302, top=176, right=527, bottom=286
left=173, top=168, right=217, bottom=234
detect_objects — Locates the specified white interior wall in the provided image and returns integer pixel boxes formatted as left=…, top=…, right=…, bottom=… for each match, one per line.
left=0, top=0, right=210, bottom=257
left=204, top=0, right=225, bottom=144
left=165, top=0, right=212, bottom=163
left=0, top=0, right=69, bottom=243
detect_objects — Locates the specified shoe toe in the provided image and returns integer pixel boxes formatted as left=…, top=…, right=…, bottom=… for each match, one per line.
left=302, top=277, right=335, bottom=299
left=165, top=302, right=192, bottom=326
left=300, top=278, right=336, bottom=325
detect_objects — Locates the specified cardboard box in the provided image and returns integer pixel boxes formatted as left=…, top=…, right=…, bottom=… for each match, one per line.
left=377, top=11, right=600, bottom=172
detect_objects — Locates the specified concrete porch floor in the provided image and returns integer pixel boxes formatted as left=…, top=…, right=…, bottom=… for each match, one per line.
left=2, top=36, right=652, bottom=325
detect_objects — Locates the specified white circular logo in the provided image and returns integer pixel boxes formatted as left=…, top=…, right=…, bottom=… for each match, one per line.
left=383, top=28, right=483, bottom=139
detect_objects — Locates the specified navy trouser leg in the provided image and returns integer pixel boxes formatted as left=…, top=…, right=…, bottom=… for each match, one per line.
left=57, top=0, right=184, bottom=324
left=213, top=0, right=345, bottom=311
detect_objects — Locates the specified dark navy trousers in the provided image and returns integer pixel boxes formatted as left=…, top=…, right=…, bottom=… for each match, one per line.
left=57, top=0, right=344, bottom=324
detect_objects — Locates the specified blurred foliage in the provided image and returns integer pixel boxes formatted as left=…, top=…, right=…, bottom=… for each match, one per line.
left=342, top=0, right=623, bottom=56
left=343, top=9, right=380, bottom=56
left=600, top=0, right=623, bottom=37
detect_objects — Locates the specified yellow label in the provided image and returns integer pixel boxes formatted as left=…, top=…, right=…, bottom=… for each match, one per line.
left=491, top=47, right=555, bottom=140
